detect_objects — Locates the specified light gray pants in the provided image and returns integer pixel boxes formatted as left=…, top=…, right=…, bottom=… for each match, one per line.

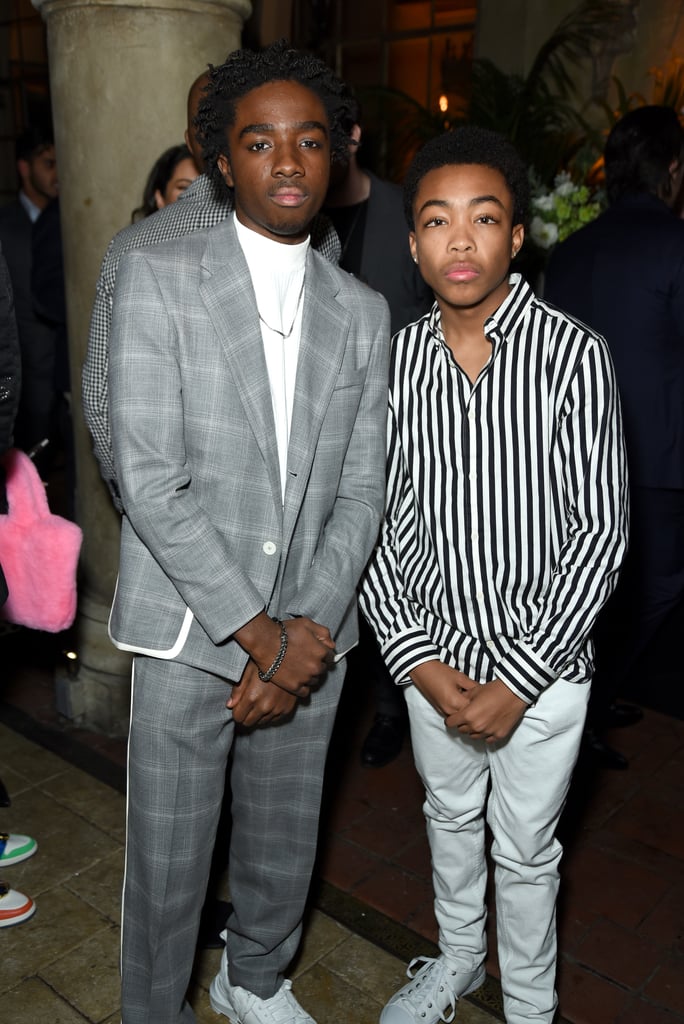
left=120, top=654, right=345, bottom=1024
left=406, top=677, right=589, bottom=1024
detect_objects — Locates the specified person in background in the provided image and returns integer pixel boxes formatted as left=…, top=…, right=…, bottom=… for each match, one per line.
left=0, top=246, right=21, bottom=476
left=0, top=242, right=38, bottom=928
left=0, top=126, right=60, bottom=471
left=31, top=196, right=74, bottom=517
left=545, top=105, right=684, bottom=760
left=131, top=142, right=200, bottom=221
left=324, top=88, right=433, bottom=768
left=361, top=126, right=628, bottom=1024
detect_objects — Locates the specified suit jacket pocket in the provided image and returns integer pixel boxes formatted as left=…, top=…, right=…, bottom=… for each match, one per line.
left=108, top=519, right=194, bottom=658
left=333, top=368, right=367, bottom=390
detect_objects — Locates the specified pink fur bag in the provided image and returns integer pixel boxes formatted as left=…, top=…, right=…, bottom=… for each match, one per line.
left=0, top=448, right=82, bottom=632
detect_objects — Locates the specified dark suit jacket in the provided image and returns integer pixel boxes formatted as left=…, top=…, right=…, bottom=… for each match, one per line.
left=332, top=172, right=433, bottom=336
left=32, top=198, right=69, bottom=393
left=0, top=244, right=21, bottom=606
left=361, top=173, right=433, bottom=334
left=544, top=193, right=684, bottom=489
left=0, top=199, right=58, bottom=448
left=0, top=246, right=20, bottom=455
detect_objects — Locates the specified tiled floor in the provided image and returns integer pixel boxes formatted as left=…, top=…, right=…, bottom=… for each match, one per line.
left=2, top=614, right=684, bottom=1024
left=321, top=664, right=684, bottom=1024
left=0, top=718, right=498, bottom=1024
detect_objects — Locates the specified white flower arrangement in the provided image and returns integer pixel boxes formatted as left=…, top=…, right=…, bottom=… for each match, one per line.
left=529, top=172, right=604, bottom=251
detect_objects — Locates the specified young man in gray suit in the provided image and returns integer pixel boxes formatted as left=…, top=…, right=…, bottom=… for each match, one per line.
left=83, top=69, right=340, bottom=513
left=108, top=42, right=389, bottom=1024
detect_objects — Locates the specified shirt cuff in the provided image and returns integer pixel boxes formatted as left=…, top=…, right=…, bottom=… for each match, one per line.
left=494, top=640, right=557, bottom=704
left=382, top=627, right=442, bottom=683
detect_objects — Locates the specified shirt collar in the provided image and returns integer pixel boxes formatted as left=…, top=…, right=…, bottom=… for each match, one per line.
left=19, top=190, right=42, bottom=223
left=484, top=273, right=536, bottom=343
left=427, top=272, right=535, bottom=351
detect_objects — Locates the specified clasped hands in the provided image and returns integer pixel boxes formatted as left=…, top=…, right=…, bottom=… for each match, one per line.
left=409, top=661, right=526, bottom=743
left=229, top=612, right=335, bottom=727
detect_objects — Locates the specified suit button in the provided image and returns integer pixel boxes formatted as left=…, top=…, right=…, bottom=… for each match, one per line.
left=262, top=541, right=277, bottom=555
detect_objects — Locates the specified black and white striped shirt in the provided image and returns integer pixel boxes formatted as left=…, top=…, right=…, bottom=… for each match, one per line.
left=360, top=274, right=629, bottom=705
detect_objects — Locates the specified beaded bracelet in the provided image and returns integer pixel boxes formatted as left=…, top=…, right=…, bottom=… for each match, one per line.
left=258, top=618, right=288, bottom=682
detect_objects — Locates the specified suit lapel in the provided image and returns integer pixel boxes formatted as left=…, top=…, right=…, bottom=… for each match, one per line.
left=199, top=223, right=352, bottom=528
left=283, top=250, right=351, bottom=540
left=199, top=219, right=282, bottom=508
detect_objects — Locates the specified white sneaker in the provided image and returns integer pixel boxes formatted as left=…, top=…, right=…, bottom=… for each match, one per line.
left=380, top=956, right=485, bottom=1024
left=0, top=881, right=36, bottom=927
left=210, top=959, right=316, bottom=1024
left=0, top=832, right=38, bottom=867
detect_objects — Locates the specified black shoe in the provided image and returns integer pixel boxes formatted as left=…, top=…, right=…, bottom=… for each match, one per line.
left=0, top=777, right=10, bottom=808
left=582, top=728, right=629, bottom=770
left=605, top=702, right=643, bottom=729
left=360, top=714, right=406, bottom=768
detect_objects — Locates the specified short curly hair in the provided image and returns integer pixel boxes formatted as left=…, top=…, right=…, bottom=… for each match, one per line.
left=195, top=40, right=355, bottom=196
left=404, top=126, right=530, bottom=230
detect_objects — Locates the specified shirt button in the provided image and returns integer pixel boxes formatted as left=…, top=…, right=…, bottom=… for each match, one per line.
left=486, top=640, right=495, bottom=649
left=471, top=531, right=478, bottom=542
left=262, top=541, right=277, bottom=555
left=468, top=409, right=476, bottom=421
left=477, top=591, right=484, bottom=602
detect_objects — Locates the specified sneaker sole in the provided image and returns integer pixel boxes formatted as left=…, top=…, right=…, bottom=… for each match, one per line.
left=0, top=900, right=36, bottom=927
left=209, top=975, right=240, bottom=1023
left=380, top=964, right=487, bottom=1024
left=0, top=839, right=38, bottom=867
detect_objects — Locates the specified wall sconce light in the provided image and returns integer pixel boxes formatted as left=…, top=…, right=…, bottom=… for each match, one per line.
left=62, top=649, right=79, bottom=678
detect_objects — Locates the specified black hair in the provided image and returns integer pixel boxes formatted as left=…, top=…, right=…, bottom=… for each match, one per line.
left=604, top=105, right=684, bottom=205
left=132, top=143, right=195, bottom=221
left=15, top=124, right=54, bottom=164
left=403, top=125, right=530, bottom=230
left=338, top=81, right=361, bottom=138
left=195, top=39, right=355, bottom=196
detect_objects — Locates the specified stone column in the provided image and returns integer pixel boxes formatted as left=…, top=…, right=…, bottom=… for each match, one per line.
left=32, top=0, right=251, bottom=734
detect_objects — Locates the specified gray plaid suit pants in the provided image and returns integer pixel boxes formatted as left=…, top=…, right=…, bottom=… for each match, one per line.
left=120, top=654, right=345, bottom=1024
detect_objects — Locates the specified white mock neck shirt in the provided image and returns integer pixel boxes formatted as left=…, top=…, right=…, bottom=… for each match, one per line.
left=234, top=213, right=309, bottom=503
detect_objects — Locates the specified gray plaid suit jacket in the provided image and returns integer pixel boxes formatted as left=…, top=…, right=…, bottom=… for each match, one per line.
left=108, top=215, right=390, bottom=680
left=83, top=174, right=341, bottom=509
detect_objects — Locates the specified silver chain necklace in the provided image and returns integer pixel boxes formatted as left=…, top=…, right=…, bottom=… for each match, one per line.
left=257, top=276, right=306, bottom=340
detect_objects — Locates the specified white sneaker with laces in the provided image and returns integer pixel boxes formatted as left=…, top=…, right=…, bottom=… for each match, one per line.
left=380, top=955, right=485, bottom=1024
left=209, top=949, right=316, bottom=1024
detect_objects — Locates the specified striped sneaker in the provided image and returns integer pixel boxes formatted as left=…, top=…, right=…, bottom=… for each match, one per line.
left=0, top=882, right=35, bottom=927
left=0, top=832, right=38, bottom=867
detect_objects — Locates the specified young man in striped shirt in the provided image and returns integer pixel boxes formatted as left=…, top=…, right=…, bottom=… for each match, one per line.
left=360, top=127, right=628, bottom=1024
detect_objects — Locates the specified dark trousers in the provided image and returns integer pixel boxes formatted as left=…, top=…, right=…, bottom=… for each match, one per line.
left=357, top=611, right=406, bottom=719
left=590, top=486, right=684, bottom=721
